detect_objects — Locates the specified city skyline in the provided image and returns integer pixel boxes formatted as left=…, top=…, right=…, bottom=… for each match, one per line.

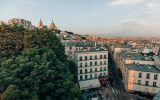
left=0, top=0, right=160, bottom=36
left=1, top=1, right=160, bottom=99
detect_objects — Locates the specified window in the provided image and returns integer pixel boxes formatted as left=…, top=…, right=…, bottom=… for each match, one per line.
left=99, top=73, right=102, bottom=77
left=146, top=73, right=150, bottom=79
left=79, top=56, right=82, bottom=61
left=133, top=61, right=135, bottom=64
left=80, top=75, right=83, bottom=80
left=76, top=48, right=78, bottom=51
left=100, top=55, right=102, bottom=59
left=90, top=74, right=92, bottom=79
left=153, top=82, right=157, bottom=87
left=80, top=69, right=82, bottom=74
left=100, top=67, right=102, bottom=71
left=80, top=63, right=82, bottom=67
left=138, top=73, right=142, bottom=78
left=103, top=72, right=106, bottom=76
left=69, top=46, right=72, bottom=50
left=90, top=62, right=92, bottom=66
left=85, top=62, right=87, bottom=67
left=85, top=75, right=88, bottom=79
left=154, top=74, right=158, bottom=80
left=95, top=61, right=97, bottom=66
left=138, top=80, right=141, bottom=85
left=95, top=68, right=97, bottom=72
left=85, top=56, right=87, bottom=60
left=95, top=73, right=97, bottom=78
left=85, top=69, right=87, bottom=73
left=104, top=67, right=106, bottom=71
left=145, top=81, right=149, bottom=86
left=90, top=56, right=92, bottom=60
left=90, top=68, right=92, bottom=72
left=104, top=55, right=106, bottom=59
left=100, top=61, right=102, bottom=65
left=95, top=55, right=97, bottom=59
left=104, top=61, right=106, bottom=65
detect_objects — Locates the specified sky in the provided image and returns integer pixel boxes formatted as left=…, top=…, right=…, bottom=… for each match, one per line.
left=0, top=0, right=160, bottom=37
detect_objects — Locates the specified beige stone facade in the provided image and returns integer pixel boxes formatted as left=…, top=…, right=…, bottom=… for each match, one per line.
left=74, top=50, right=108, bottom=90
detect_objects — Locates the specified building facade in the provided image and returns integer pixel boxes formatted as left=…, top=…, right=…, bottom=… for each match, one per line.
left=74, top=49, right=108, bottom=90
left=123, top=64, right=160, bottom=95
left=117, top=50, right=160, bottom=95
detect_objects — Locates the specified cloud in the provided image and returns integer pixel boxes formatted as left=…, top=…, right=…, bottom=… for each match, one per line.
left=118, top=15, right=160, bottom=36
left=120, top=18, right=137, bottom=23
left=146, top=3, right=157, bottom=14
left=108, top=0, right=144, bottom=6
left=146, top=3, right=156, bottom=8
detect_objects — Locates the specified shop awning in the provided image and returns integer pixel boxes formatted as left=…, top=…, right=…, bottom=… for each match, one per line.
left=79, top=79, right=100, bottom=90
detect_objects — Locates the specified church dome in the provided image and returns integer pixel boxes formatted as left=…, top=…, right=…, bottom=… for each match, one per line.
left=48, top=20, right=56, bottom=30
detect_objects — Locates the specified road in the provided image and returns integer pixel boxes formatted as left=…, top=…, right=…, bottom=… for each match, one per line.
left=108, top=56, right=125, bottom=91
left=101, top=87, right=136, bottom=100
left=100, top=54, right=150, bottom=100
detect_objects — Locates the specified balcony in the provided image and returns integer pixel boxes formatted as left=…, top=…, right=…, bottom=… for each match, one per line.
left=138, top=75, right=142, bottom=78
left=78, top=64, right=108, bottom=68
left=146, top=77, right=150, bottom=79
left=78, top=70, right=107, bottom=74
left=154, top=78, right=158, bottom=80
left=79, top=58, right=108, bottom=61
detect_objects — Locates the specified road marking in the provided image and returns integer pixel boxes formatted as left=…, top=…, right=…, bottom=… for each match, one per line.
left=118, top=90, right=120, bottom=94
left=112, top=88, right=115, bottom=93
left=115, top=89, right=118, bottom=94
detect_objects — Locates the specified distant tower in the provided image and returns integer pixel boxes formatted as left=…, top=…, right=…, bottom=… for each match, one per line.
left=38, top=19, right=44, bottom=30
left=48, top=20, right=57, bottom=31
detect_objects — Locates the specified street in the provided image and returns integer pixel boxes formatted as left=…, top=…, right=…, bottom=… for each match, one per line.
left=101, top=86, right=135, bottom=100
left=100, top=54, right=150, bottom=100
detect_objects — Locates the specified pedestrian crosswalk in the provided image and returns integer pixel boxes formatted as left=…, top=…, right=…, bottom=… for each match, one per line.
left=111, top=88, right=120, bottom=95
left=112, top=88, right=115, bottom=93
left=115, top=89, right=118, bottom=94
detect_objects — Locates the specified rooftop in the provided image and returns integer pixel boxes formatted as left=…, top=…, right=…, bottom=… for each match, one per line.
left=64, top=41, right=103, bottom=47
left=120, top=51, right=154, bottom=61
left=115, top=44, right=132, bottom=48
left=75, top=47, right=108, bottom=53
left=126, top=64, right=160, bottom=73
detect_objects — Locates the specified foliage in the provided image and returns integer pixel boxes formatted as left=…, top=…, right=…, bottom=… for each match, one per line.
left=0, top=25, right=80, bottom=100
left=67, top=61, right=78, bottom=83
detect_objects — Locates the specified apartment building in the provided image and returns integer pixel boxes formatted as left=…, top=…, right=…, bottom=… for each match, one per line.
left=117, top=50, right=160, bottom=95
left=123, top=64, right=160, bottom=95
left=74, top=48, right=108, bottom=90
left=64, top=41, right=96, bottom=60
left=113, top=44, right=132, bottom=69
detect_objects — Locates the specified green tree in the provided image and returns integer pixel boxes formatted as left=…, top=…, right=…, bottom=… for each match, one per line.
left=0, top=48, right=80, bottom=100
left=0, top=25, right=80, bottom=100
left=24, top=30, right=67, bottom=61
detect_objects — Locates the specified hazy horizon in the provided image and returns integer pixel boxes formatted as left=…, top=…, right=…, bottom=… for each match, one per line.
left=0, top=0, right=160, bottom=36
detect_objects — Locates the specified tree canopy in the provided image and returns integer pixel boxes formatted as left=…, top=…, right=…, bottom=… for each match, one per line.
left=0, top=25, right=80, bottom=100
